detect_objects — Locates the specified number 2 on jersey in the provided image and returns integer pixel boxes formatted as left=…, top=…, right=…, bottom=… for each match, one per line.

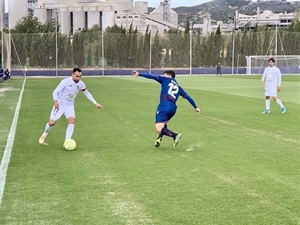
left=168, top=82, right=179, bottom=99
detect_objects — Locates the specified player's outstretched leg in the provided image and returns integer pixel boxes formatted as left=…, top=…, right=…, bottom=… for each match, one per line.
left=39, top=133, right=47, bottom=144
left=154, top=137, right=162, bottom=148
left=173, top=133, right=182, bottom=147
left=154, top=127, right=165, bottom=147
left=39, top=122, right=53, bottom=144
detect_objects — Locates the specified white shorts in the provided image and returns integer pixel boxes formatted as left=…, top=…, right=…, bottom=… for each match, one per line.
left=50, top=104, right=75, bottom=121
left=264, top=84, right=277, bottom=97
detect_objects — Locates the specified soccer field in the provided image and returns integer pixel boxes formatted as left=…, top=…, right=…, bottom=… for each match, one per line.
left=0, top=75, right=299, bottom=225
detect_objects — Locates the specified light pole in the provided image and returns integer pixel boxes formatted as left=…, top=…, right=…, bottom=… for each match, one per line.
left=49, top=2, right=59, bottom=77
left=149, top=18, right=153, bottom=74
left=236, top=53, right=242, bottom=74
left=189, top=20, right=193, bottom=75
left=231, top=16, right=236, bottom=75
left=1, top=13, right=3, bottom=69
left=55, top=10, right=58, bottom=77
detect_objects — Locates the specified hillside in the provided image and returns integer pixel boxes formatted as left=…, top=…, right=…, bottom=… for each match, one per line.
left=150, top=0, right=300, bottom=26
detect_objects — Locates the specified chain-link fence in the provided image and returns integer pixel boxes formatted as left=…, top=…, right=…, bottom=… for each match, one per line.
left=1, top=30, right=300, bottom=74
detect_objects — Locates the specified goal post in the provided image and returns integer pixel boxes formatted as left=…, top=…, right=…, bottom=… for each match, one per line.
left=246, top=55, right=300, bottom=75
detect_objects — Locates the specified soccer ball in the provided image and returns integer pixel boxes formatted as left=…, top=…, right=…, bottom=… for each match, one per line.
left=64, top=139, right=76, bottom=151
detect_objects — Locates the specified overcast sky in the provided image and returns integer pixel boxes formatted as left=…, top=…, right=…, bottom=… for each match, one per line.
left=144, top=0, right=297, bottom=8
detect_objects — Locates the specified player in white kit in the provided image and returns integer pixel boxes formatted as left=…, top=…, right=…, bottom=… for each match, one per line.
left=39, top=68, right=103, bottom=146
left=261, top=58, right=286, bottom=114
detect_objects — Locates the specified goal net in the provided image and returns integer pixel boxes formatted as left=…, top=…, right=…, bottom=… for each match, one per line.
left=246, top=55, right=300, bottom=75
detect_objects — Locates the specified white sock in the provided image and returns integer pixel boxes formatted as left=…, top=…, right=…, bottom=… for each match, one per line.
left=276, top=99, right=284, bottom=108
left=65, top=124, right=74, bottom=141
left=44, top=123, right=52, bottom=135
left=265, top=99, right=270, bottom=110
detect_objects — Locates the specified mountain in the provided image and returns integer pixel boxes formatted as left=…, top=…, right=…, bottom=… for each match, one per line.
left=167, top=0, right=300, bottom=26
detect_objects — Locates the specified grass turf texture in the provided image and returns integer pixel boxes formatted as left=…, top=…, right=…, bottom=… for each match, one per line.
left=0, top=75, right=299, bottom=225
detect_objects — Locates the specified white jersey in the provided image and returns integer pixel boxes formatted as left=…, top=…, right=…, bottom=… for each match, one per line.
left=52, top=77, right=86, bottom=105
left=261, top=66, right=282, bottom=87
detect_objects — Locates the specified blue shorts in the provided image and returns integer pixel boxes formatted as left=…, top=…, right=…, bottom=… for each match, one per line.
left=155, top=102, right=177, bottom=123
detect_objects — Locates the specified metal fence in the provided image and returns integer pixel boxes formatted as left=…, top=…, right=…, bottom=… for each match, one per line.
left=2, top=30, right=300, bottom=75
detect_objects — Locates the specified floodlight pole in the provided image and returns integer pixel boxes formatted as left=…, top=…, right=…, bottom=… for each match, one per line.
left=231, top=16, right=235, bottom=75
left=149, top=18, right=152, bottom=74
left=189, top=20, right=192, bottom=75
left=236, top=53, right=241, bottom=74
left=50, top=2, right=59, bottom=77
left=275, top=24, right=278, bottom=62
left=55, top=11, right=58, bottom=77
left=1, top=13, right=3, bottom=69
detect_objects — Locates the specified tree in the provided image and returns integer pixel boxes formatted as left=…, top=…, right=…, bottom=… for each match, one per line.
left=73, top=31, right=85, bottom=67
left=104, top=24, right=126, bottom=67
left=65, top=35, right=73, bottom=68
left=11, top=15, right=57, bottom=33
left=151, top=31, right=163, bottom=68
left=212, top=25, right=222, bottom=66
left=11, top=15, right=42, bottom=33
left=143, top=26, right=151, bottom=68
left=126, top=24, right=138, bottom=67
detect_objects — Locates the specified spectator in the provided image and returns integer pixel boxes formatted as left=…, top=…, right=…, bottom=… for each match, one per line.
left=4, top=69, right=10, bottom=80
left=216, top=63, right=222, bottom=76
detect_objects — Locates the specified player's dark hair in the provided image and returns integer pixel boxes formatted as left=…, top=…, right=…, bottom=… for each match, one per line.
left=164, top=70, right=175, bottom=78
left=268, top=58, right=275, bottom=63
left=73, top=67, right=82, bottom=73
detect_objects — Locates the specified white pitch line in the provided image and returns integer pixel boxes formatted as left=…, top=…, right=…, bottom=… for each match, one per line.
left=0, top=79, right=26, bottom=206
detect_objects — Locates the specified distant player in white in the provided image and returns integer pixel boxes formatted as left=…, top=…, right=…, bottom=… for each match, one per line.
left=39, top=67, right=103, bottom=146
left=261, top=58, right=286, bottom=114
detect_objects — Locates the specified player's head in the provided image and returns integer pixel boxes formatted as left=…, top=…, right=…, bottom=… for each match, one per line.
left=164, top=70, right=176, bottom=78
left=72, top=67, right=82, bottom=83
left=268, top=58, right=275, bottom=67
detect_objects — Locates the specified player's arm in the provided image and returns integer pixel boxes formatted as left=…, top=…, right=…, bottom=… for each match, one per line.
left=180, top=88, right=200, bottom=113
left=52, top=81, right=66, bottom=109
left=82, top=89, right=103, bottom=109
left=277, top=68, right=282, bottom=91
left=261, top=69, right=267, bottom=85
left=132, top=70, right=160, bottom=81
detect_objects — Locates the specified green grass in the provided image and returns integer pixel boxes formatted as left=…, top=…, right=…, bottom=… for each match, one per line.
left=0, top=75, right=299, bottom=225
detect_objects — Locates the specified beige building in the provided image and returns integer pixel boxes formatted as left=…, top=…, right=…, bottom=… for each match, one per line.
left=6, top=0, right=181, bottom=35
left=193, top=9, right=295, bottom=35
left=238, top=9, right=294, bottom=29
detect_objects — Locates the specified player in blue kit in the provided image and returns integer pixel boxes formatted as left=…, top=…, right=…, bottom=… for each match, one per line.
left=132, top=70, right=200, bottom=147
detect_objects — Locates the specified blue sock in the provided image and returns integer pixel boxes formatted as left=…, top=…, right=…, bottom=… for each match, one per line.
left=161, top=127, right=177, bottom=139
left=157, top=125, right=167, bottom=139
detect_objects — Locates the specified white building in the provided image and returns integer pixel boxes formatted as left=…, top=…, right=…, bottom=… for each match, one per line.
left=238, top=9, right=294, bottom=30
left=6, top=0, right=181, bottom=35
left=193, top=9, right=295, bottom=35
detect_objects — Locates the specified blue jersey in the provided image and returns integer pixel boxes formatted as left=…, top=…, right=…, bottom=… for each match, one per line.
left=139, top=73, right=197, bottom=107
left=139, top=73, right=198, bottom=123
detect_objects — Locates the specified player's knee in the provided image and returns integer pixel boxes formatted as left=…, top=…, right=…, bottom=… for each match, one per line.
left=155, top=125, right=163, bottom=133
left=49, top=121, right=56, bottom=126
left=68, top=117, right=75, bottom=124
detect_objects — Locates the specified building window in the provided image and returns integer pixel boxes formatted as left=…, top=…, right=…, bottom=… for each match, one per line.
left=85, top=12, right=88, bottom=29
left=70, top=12, right=73, bottom=34
left=99, top=11, right=103, bottom=31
